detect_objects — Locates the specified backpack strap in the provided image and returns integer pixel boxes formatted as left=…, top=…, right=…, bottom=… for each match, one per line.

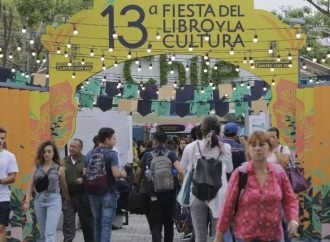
left=234, top=165, right=248, bottom=216
left=196, top=142, right=204, bottom=158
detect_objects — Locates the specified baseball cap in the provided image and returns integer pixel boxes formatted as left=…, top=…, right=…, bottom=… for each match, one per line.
left=224, top=122, right=238, bottom=135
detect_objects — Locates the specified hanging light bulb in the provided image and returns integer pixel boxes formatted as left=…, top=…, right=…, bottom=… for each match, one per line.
left=46, top=73, right=50, bottom=79
left=243, top=57, right=247, bottom=64
left=80, top=58, right=85, bottom=65
left=156, top=90, right=159, bottom=95
left=327, top=50, right=330, bottom=58
left=185, top=64, right=190, bottom=72
left=135, top=59, right=139, bottom=65
left=142, top=84, right=146, bottom=91
left=90, top=48, right=94, bottom=57
left=253, top=34, right=258, bottom=43
left=209, top=81, right=213, bottom=87
left=204, top=53, right=209, bottom=60
left=201, top=87, right=205, bottom=94
left=309, top=78, right=314, bottom=83
left=302, top=61, right=306, bottom=69
left=288, top=52, right=292, bottom=61
left=249, top=57, right=254, bottom=64
left=171, top=54, right=176, bottom=61
left=56, top=46, right=61, bottom=54
left=101, top=54, right=105, bottom=62
left=306, top=44, right=312, bottom=52
left=11, top=68, right=16, bottom=73
left=235, top=65, right=240, bottom=72
left=263, top=84, right=267, bottom=91
left=8, top=52, right=13, bottom=59
left=138, top=64, right=142, bottom=72
left=170, top=67, right=174, bottom=74
left=240, top=81, right=244, bottom=87
left=72, top=72, right=76, bottom=79
left=42, top=55, right=46, bottom=63
left=102, top=62, right=106, bottom=70
left=147, top=43, right=152, bottom=53
left=25, top=73, right=30, bottom=79
left=173, top=81, right=177, bottom=88
left=233, top=85, right=237, bottom=91
left=288, top=61, right=293, bottom=68
left=36, top=58, right=41, bottom=64
left=29, top=39, right=34, bottom=45
left=22, top=26, right=27, bottom=33
left=203, top=68, right=208, bottom=73
left=247, top=83, right=251, bottom=89
left=188, top=43, right=193, bottom=52
left=276, top=55, right=281, bottom=62
left=213, top=65, right=218, bottom=70
left=251, top=63, right=255, bottom=69
left=86, top=79, right=90, bottom=85
left=0, top=51, right=3, bottom=58
left=149, top=63, right=153, bottom=70
left=73, top=25, right=78, bottom=35
left=322, top=56, right=326, bottom=63
left=17, top=46, right=21, bottom=51
left=114, top=60, right=118, bottom=67
left=108, top=48, right=114, bottom=52
left=272, top=79, right=276, bottom=86
left=212, top=84, right=216, bottom=90
left=156, top=31, right=161, bottom=40
left=206, top=60, right=210, bottom=66
left=67, top=59, right=72, bottom=67
left=268, top=46, right=273, bottom=54
left=117, top=80, right=122, bottom=88
left=64, top=50, right=68, bottom=58
left=296, top=30, right=301, bottom=39
left=102, top=75, right=106, bottom=82
left=67, top=41, right=72, bottom=49
left=270, top=67, right=275, bottom=72
left=112, top=30, right=118, bottom=39
left=312, top=57, right=317, bottom=63
left=31, top=50, right=36, bottom=57
left=127, top=50, right=132, bottom=59
left=168, top=58, right=172, bottom=65
left=204, top=33, right=210, bottom=41
left=230, top=47, right=234, bottom=55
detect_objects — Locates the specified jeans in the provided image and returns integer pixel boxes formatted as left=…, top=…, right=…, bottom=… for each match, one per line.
left=63, top=194, right=94, bottom=242
left=34, top=192, right=62, bottom=242
left=88, top=191, right=118, bottom=242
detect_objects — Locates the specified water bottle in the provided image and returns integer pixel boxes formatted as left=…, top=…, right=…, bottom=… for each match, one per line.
left=145, top=165, right=152, bottom=181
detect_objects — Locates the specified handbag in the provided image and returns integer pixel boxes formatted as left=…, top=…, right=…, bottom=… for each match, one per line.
left=35, top=174, right=49, bottom=193
left=177, top=168, right=193, bottom=207
left=285, top=155, right=310, bottom=193
left=126, top=187, right=150, bottom=215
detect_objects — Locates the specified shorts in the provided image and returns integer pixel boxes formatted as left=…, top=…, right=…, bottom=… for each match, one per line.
left=0, top=201, right=10, bottom=226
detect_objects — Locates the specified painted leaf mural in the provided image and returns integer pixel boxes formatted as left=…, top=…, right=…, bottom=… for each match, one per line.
left=49, top=81, right=77, bottom=148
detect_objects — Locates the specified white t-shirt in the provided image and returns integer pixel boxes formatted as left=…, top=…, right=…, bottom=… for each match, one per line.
left=189, top=140, right=233, bottom=218
left=180, top=140, right=197, bottom=172
left=268, top=145, right=291, bottom=164
left=0, top=150, right=19, bottom=202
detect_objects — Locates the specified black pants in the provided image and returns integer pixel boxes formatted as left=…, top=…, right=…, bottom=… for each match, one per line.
left=63, top=194, right=94, bottom=242
left=148, top=191, right=175, bottom=242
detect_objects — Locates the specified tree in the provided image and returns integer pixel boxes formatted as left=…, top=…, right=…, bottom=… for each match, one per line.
left=306, top=0, right=330, bottom=17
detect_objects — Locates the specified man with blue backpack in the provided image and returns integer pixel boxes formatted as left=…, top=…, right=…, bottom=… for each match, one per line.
left=135, top=130, right=185, bottom=242
left=84, top=127, right=127, bottom=242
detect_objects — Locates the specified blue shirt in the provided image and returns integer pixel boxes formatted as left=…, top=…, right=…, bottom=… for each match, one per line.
left=222, top=137, right=246, bottom=170
left=139, top=145, right=178, bottom=170
left=85, top=147, right=119, bottom=191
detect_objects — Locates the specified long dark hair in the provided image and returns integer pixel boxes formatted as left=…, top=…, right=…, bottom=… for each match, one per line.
left=35, top=140, right=61, bottom=166
left=201, top=116, right=220, bottom=148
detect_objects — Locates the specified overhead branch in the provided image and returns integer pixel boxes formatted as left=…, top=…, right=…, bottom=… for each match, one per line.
left=306, top=0, right=330, bottom=17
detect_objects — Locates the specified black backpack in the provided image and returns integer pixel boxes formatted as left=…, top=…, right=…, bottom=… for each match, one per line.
left=192, top=142, right=222, bottom=201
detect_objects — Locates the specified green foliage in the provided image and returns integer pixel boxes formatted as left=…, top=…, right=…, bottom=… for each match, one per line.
left=147, top=78, right=157, bottom=85
left=172, top=61, right=186, bottom=86
left=160, top=54, right=169, bottom=85
left=201, top=61, right=209, bottom=85
left=190, top=56, right=198, bottom=85
left=211, top=61, right=239, bottom=84
left=123, top=60, right=135, bottom=84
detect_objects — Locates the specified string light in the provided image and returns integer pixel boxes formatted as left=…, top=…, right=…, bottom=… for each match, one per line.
left=108, top=48, right=113, bottom=52
left=204, top=53, right=209, bottom=60
left=81, top=58, right=85, bottom=65
left=302, top=61, right=306, bottom=69
left=147, top=43, right=152, bottom=53
left=102, top=62, right=106, bottom=70
left=56, top=46, right=61, bottom=54
left=102, top=75, right=107, bottom=82
left=36, top=58, right=41, bottom=64
left=243, top=57, right=247, bottom=64
left=276, top=55, right=281, bottom=62
left=67, top=41, right=72, bottom=49
left=127, top=50, right=132, bottom=59
left=204, top=33, right=210, bottom=41
left=17, top=46, right=21, bottom=51
left=171, top=54, right=176, bottom=61
left=46, top=73, right=50, bottom=79
left=247, top=83, right=251, bottom=89
left=137, top=64, right=142, bottom=72
left=168, top=58, right=172, bottom=65
left=307, top=44, right=312, bottom=52
left=170, top=66, right=174, bottom=74
left=22, top=26, right=27, bottom=34
left=156, top=31, right=161, bottom=40
left=235, top=65, right=240, bottom=72
left=188, top=43, right=193, bottom=52
left=0, top=51, right=3, bottom=58
left=296, top=30, right=301, bottom=39
left=230, top=47, right=234, bottom=55
left=67, top=59, right=72, bottom=67
left=42, top=55, right=46, bottom=63
left=268, top=45, right=273, bottom=54
left=249, top=57, right=254, bottom=64
left=90, top=48, right=94, bottom=57
left=72, top=72, right=76, bottom=79
left=263, top=84, right=267, bottom=91
left=251, top=63, right=255, bottom=69
left=327, top=50, right=330, bottom=58
left=86, top=79, right=90, bottom=85
left=212, top=84, right=216, bottom=90
left=173, top=81, right=177, bottom=88
left=185, top=64, right=190, bottom=72
left=321, top=56, right=326, bottom=63
left=112, top=30, right=118, bottom=39
left=253, top=33, right=258, bottom=43
left=233, top=85, right=237, bottom=91
left=101, top=54, right=105, bottom=62
left=11, top=68, right=16, bottom=73
left=240, top=81, right=244, bottom=87
left=114, top=59, right=118, bottom=67
left=213, top=65, right=218, bottom=70
left=288, top=61, right=293, bottom=68
left=288, top=51, right=292, bottom=61
left=272, top=78, right=276, bottom=86
left=206, top=60, right=210, bottom=66
left=270, top=67, right=275, bottom=72
left=31, top=50, right=36, bottom=57
left=117, top=80, right=122, bottom=88
left=29, top=39, right=34, bottom=45
left=64, top=50, right=69, bottom=58
left=135, top=59, right=139, bottom=65
left=149, top=63, right=153, bottom=70
left=203, top=68, right=208, bottom=73
left=312, top=57, right=317, bottom=63
left=8, top=52, right=13, bottom=59
left=201, top=87, right=205, bottom=94
left=73, top=25, right=78, bottom=35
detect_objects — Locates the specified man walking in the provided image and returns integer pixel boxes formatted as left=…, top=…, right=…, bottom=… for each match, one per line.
left=63, top=139, right=94, bottom=242
left=0, top=128, right=19, bottom=242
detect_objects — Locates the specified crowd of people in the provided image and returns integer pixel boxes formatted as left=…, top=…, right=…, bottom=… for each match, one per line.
left=0, top=116, right=300, bottom=242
